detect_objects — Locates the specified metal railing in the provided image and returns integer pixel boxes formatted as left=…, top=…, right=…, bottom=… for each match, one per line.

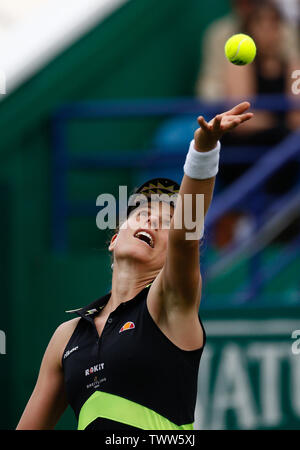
left=51, top=95, right=300, bottom=304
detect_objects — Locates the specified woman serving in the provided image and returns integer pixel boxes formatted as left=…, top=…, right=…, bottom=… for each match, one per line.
left=17, top=102, right=253, bottom=430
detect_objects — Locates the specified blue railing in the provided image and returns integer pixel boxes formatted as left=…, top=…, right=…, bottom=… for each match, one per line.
left=51, top=95, right=300, bottom=304
left=205, top=131, right=300, bottom=228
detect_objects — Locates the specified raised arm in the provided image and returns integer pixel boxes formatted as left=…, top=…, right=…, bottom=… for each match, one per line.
left=163, top=102, right=253, bottom=306
left=148, top=102, right=253, bottom=350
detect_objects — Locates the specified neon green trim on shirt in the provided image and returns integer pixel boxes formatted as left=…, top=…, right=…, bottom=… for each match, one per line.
left=78, top=390, right=194, bottom=430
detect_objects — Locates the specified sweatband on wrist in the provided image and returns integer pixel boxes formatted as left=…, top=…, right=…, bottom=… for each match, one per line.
left=183, top=139, right=221, bottom=180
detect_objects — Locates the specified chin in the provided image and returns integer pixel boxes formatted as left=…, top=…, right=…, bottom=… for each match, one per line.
left=117, top=243, right=153, bottom=264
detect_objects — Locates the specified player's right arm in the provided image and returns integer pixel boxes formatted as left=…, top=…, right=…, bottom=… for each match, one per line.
left=16, top=318, right=80, bottom=430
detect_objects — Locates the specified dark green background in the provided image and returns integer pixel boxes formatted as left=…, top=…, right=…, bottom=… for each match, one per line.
left=0, top=0, right=230, bottom=429
left=0, top=0, right=298, bottom=430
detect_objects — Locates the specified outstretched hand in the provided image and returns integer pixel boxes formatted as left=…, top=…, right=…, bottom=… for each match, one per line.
left=194, top=101, right=254, bottom=152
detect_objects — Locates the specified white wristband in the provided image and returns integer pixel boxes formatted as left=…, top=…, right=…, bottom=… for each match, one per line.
left=183, top=139, right=221, bottom=180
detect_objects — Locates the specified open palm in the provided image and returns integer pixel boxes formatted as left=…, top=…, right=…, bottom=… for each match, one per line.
left=194, top=101, right=254, bottom=152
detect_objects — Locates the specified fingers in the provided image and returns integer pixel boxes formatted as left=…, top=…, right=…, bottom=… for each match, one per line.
left=221, top=112, right=253, bottom=131
left=198, top=114, right=222, bottom=131
left=239, top=112, right=254, bottom=123
left=197, top=108, right=253, bottom=134
left=212, top=114, right=222, bottom=132
left=225, top=117, right=242, bottom=131
left=224, top=101, right=251, bottom=116
left=197, top=116, right=210, bottom=131
left=221, top=112, right=253, bottom=127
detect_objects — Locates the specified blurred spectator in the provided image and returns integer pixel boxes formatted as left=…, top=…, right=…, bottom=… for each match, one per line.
left=220, top=1, right=300, bottom=189
left=195, top=0, right=300, bottom=248
left=223, top=2, right=300, bottom=139
left=195, top=0, right=299, bottom=101
left=196, top=0, right=256, bottom=101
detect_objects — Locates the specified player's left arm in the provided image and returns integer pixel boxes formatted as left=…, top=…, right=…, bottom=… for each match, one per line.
left=160, top=102, right=253, bottom=311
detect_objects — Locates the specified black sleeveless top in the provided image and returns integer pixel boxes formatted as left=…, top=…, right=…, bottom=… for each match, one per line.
left=62, top=283, right=206, bottom=430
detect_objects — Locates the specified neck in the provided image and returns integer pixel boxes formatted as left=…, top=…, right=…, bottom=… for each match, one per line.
left=107, top=259, right=157, bottom=312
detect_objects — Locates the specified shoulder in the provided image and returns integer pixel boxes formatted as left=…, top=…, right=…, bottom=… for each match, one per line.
left=55, top=317, right=81, bottom=347
left=45, top=317, right=81, bottom=368
left=55, top=317, right=81, bottom=340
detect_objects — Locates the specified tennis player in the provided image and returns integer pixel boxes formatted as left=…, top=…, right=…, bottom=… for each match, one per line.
left=17, top=102, right=253, bottom=430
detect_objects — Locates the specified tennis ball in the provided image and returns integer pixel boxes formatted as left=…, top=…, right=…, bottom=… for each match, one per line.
left=225, top=34, right=256, bottom=65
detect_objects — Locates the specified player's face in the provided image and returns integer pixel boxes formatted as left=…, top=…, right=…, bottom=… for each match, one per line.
left=110, top=201, right=174, bottom=271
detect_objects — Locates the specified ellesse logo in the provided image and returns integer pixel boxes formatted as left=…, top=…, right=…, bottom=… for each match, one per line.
left=119, top=321, right=135, bottom=333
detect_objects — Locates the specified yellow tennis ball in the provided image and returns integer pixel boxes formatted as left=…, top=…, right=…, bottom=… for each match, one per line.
left=225, top=33, right=256, bottom=65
